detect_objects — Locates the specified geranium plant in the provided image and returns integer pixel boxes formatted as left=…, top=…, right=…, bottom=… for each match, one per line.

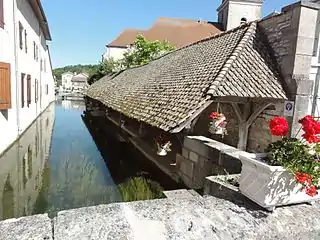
left=208, top=112, right=227, bottom=136
left=266, top=116, right=320, bottom=197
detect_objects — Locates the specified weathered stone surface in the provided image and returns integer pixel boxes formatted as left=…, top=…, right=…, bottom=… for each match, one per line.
left=54, top=204, right=133, bottom=240
left=163, top=189, right=196, bottom=200
left=1, top=190, right=320, bottom=239
left=182, top=147, right=189, bottom=159
left=189, top=151, right=199, bottom=163
left=0, top=214, right=52, bottom=240
left=53, top=193, right=320, bottom=240
left=179, top=158, right=194, bottom=177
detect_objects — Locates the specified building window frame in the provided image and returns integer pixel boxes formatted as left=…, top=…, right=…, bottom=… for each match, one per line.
left=21, top=73, right=25, bottom=108
left=0, top=0, right=4, bottom=29
left=19, top=22, right=23, bottom=50
left=26, top=75, right=31, bottom=107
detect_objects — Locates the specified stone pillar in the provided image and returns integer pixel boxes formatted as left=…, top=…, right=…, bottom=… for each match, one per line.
left=259, top=1, right=320, bottom=137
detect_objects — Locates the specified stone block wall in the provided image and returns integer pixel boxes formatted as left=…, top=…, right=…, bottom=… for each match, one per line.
left=259, top=2, right=320, bottom=136
left=176, top=136, right=242, bottom=189
left=247, top=102, right=284, bottom=152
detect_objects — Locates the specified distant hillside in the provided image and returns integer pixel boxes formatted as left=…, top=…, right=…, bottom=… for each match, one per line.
left=53, top=64, right=99, bottom=85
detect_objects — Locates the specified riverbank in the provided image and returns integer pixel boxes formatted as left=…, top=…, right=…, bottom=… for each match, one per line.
left=0, top=188, right=319, bottom=240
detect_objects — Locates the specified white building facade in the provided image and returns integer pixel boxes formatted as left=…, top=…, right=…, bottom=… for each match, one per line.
left=0, top=0, right=55, bottom=155
left=61, top=72, right=73, bottom=90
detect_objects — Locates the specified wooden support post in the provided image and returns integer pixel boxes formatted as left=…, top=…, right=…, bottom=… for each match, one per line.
left=232, top=102, right=272, bottom=151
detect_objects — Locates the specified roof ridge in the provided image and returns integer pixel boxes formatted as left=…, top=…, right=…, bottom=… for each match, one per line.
left=139, top=22, right=252, bottom=65
left=206, top=22, right=257, bottom=96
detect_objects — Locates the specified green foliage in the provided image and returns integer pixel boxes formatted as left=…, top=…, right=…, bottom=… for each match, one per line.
left=53, top=64, right=100, bottom=86
left=120, top=35, right=175, bottom=68
left=87, top=58, right=119, bottom=85
left=266, top=138, right=320, bottom=186
left=118, top=176, right=164, bottom=202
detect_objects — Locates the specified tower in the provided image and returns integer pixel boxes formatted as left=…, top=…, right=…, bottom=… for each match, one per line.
left=217, top=0, right=263, bottom=31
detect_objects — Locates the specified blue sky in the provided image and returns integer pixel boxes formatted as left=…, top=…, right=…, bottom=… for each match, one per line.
left=42, top=0, right=296, bottom=69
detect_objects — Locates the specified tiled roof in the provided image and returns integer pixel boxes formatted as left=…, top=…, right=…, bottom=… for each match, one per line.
left=107, top=29, right=145, bottom=47
left=87, top=22, right=287, bottom=132
left=71, top=75, right=87, bottom=83
left=107, top=17, right=221, bottom=48
left=143, top=23, right=221, bottom=48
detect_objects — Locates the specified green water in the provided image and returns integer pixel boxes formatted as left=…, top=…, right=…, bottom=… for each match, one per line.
left=0, top=100, right=172, bottom=220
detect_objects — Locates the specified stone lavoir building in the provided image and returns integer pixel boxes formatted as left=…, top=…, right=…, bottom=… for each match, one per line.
left=85, top=1, right=320, bottom=188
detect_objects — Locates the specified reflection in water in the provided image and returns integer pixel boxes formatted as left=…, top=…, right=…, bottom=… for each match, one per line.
left=0, top=103, right=54, bottom=220
left=0, top=99, right=175, bottom=220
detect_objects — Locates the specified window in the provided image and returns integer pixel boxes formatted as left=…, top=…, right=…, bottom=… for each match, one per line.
left=35, top=79, right=38, bottom=103
left=19, top=22, right=23, bottom=50
left=45, top=84, right=48, bottom=95
left=21, top=73, right=25, bottom=108
left=44, top=59, right=46, bottom=72
left=36, top=45, right=38, bottom=61
left=40, top=59, right=43, bottom=71
left=24, top=30, right=27, bottom=53
left=26, top=75, right=31, bottom=107
left=33, top=41, right=36, bottom=59
left=33, top=42, right=39, bottom=61
left=0, top=0, right=4, bottom=29
left=0, top=62, right=11, bottom=110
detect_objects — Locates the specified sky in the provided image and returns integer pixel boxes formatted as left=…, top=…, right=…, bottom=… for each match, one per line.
left=42, top=0, right=296, bottom=69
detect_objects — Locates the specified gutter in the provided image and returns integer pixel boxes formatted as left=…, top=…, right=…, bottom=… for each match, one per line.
left=13, top=0, right=21, bottom=134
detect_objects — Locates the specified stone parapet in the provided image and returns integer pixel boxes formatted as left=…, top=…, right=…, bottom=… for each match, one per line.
left=0, top=192, right=319, bottom=239
left=176, top=136, right=242, bottom=189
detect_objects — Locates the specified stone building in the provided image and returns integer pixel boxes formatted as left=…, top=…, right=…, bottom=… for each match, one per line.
left=86, top=1, right=320, bottom=188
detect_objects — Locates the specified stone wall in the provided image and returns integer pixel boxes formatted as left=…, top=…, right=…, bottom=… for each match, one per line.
left=259, top=2, right=320, bottom=136
left=176, top=136, right=242, bottom=189
left=247, top=102, right=284, bottom=152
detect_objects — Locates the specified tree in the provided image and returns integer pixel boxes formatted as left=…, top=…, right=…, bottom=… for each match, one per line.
left=87, top=35, right=175, bottom=85
left=87, top=58, right=119, bottom=85
left=53, top=64, right=100, bottom=86
left=120, top=35, right=175, bottom=69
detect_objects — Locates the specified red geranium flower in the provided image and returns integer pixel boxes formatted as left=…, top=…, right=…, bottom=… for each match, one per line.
left=299, top=115, right=320, bottom=143
left=295, top=172, right=312, bottom=184
left=269, top=117, right=289, bottom=136
left=306, top=185, right=318, bottom=197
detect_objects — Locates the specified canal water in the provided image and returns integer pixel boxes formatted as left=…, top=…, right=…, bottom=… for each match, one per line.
left=0, top=100, right=179, bottom=220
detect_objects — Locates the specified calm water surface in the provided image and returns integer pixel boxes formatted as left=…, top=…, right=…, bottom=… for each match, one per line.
left=0, top=100, right=168, bottom=220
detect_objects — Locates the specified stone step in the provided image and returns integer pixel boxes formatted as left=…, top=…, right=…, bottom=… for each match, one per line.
left=163, top=189, right=202, bottom=200
left=187, top=189, right=202, bottom=199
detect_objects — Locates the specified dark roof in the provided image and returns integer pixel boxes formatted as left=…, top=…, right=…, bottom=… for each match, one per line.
left=107, top=17, right=221, bottom=48
left=87, top=22, right=287, bottom=132
left=28, top=0, right=51, bottom=40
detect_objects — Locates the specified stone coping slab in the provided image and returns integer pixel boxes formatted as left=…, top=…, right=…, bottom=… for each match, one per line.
left=54, top=195, right=320, bottom=240
left=1, top=194, right=320, bottom=239
left=0, top=214, right=52, bottom=240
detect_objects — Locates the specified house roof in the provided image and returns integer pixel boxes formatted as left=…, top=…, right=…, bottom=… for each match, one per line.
left=27, top=0, right=52, bottom=40
left=107, top=17, right=222, bottom=48
left=71, top=75, right=87, bottom=83
left=107, top=29, right=145, bottom=47
left=87, top=22, right=287, bottom=132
